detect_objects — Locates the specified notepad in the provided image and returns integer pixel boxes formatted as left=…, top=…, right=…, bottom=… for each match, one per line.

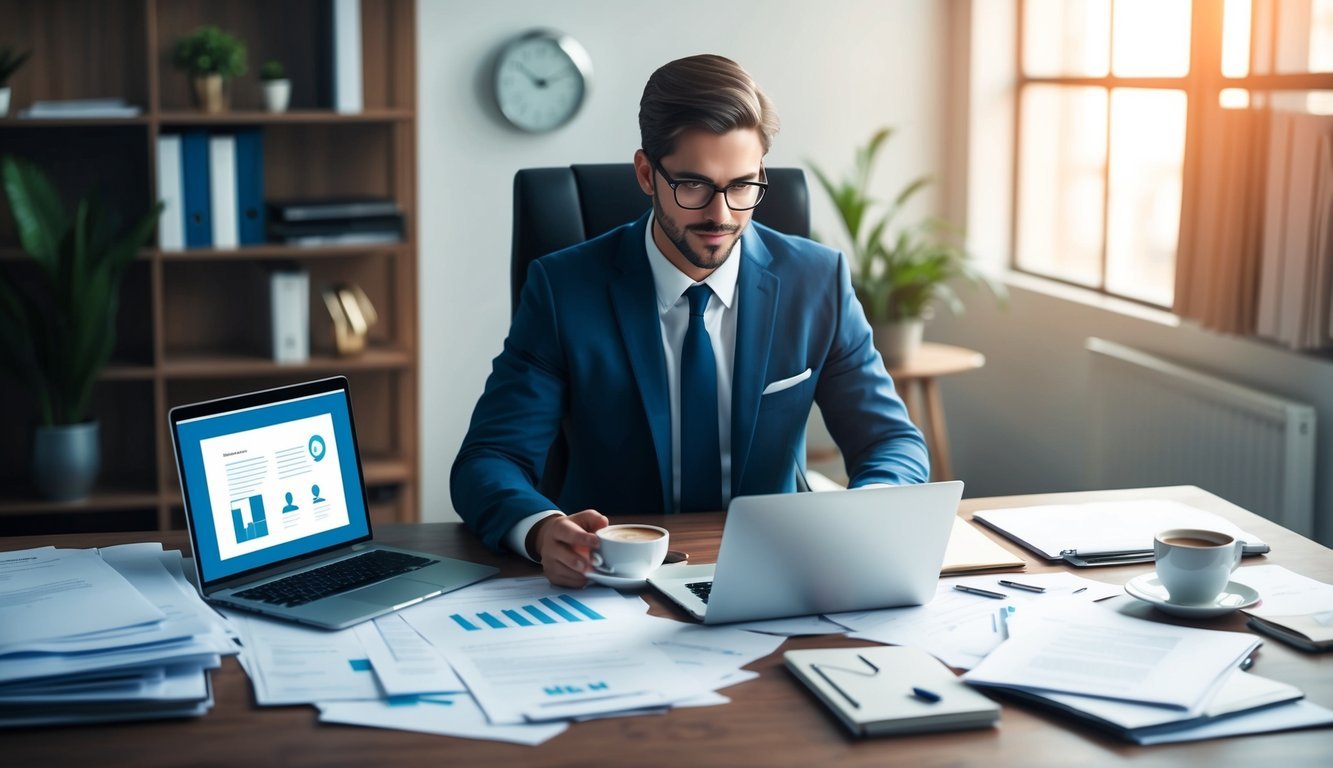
left=972, top=500, right=1268, bottom=566
left=784, top=646, right=999, bottom=737
left=941, top=518, right=1026, bottom=574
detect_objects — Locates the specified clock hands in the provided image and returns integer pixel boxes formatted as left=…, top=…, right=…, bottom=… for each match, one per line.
left=513, top=60, right=575, bottom=89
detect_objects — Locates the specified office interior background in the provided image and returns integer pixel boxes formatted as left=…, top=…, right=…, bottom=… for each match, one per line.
left=420, top=0, right=1333, bottom=546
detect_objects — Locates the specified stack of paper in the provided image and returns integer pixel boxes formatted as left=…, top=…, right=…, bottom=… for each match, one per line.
left=961, top=602, right=1333, bottom=743
left=224, top=576, right=784, bottom=745
left=0, top=544, right=237, bottom=727
left=1237, top=565, right=1333, bottom=652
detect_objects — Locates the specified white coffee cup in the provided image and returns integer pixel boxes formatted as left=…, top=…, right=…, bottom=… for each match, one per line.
left=590, top=524, right=669, bottom=579
left=1153, top=528, right=1244, bottom=605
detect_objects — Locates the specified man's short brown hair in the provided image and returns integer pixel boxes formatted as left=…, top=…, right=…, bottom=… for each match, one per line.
left=639, top=54, right=780, bottom=162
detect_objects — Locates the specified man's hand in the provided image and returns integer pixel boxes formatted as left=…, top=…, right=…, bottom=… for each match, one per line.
left=529, top=510, right=607, bottom=587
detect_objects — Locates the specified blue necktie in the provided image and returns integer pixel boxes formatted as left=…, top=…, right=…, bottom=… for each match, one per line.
left=679, top=284, right=722, bottom=513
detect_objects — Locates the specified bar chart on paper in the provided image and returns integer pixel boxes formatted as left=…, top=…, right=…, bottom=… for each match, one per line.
left=449, top=595, right=606, bottom=631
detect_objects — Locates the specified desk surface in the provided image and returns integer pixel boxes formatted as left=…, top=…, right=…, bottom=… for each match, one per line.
left=5, top=486, right=1331, bottom=767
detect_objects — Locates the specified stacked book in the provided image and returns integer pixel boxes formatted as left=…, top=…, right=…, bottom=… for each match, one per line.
left=0, top=544, right=237, bottom=727
left=267, top=197, right=404, bottom=246
left=18, top=97, right=142, bottom=118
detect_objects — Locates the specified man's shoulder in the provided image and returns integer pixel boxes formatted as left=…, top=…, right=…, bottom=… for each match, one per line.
left=746, top=221, right=842, bottom=271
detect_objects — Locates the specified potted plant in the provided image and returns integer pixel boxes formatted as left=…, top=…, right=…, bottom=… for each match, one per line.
left=260, top=59, right=290, bottom=113
left=0, top=45, right=32, bottom=117
left=0, top=156, right=161, bottom=501
left=173, top=25, right=247, bottom=113
left=810, top=127, right=1002, bottom=367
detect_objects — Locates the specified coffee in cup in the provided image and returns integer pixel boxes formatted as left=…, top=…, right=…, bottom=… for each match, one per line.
left=590, top=524, right=669, bottom=578
left=1152, top=528, right=1244, bottom=605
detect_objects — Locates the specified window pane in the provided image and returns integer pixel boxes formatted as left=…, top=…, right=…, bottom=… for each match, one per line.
left=1268, top=0, right=1333, bottom=72
left=1016, top=85, right=1108, bottom=287
left=1111, top=0, right=1192, bottom=76
left=1105, top=90, right=1186, bottom=306
left=1023, top=0, right=1110, bottom=76
left=1222, top=0, right=1253, bottom=77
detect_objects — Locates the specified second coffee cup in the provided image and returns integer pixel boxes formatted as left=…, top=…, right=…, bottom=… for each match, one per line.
left=1153, top=527, right=1243, bottom=605
left=590, top=524, right=669, bottom=579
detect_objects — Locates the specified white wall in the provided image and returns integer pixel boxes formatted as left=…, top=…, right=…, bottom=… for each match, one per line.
left=417, top=0, right=951, bottom=521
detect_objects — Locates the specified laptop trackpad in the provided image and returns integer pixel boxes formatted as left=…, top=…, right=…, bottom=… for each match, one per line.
left=342, top=578, right=438, bottom=606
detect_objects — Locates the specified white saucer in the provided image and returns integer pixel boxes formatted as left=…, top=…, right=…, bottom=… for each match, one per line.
left=585, top=571, right=650, bottom=589
left=1124, top=573, right=1260, bottom=618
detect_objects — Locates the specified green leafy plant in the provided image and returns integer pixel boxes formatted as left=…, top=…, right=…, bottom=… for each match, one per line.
left=0, top=45, right=32, bottom=87
left=809, top=127, right=1002, bottom=323
left=0, top=156, right=162, bottom=426
left=172, top=25, right=247, bottom=79
left=260, top=60, right=285, bottom=81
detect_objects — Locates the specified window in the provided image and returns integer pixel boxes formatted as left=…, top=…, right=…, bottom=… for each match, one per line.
left=1012, top=0, right=1333, bottom=313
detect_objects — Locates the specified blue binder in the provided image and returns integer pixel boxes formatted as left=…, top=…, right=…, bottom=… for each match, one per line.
left=180, top=130, right=212, bottom=248
left=235, top=128, right=266, bottom=245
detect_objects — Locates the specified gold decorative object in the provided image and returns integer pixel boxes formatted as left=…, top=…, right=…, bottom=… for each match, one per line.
left=323, top=283, right=378, bottom=355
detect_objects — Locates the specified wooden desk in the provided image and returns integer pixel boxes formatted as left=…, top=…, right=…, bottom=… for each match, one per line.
left=887, top=342, right=986, bottom=482
left=5, top=486, right=1331, bottom=767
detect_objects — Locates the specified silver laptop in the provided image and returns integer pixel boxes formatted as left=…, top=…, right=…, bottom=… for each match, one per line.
left=169, top=376, right=497, bottom=630
left=648, top=482, right=964, bottom=624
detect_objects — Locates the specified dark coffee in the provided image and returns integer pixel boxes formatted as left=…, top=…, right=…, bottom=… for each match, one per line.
left=1162, top=536, right=1223, bottom=548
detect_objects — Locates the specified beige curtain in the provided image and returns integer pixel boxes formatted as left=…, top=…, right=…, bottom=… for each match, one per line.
left=1176, top=106, right=1333, bottom=350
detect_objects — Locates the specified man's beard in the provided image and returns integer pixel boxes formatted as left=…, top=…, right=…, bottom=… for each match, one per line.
left=653, top=193, right=741, bottom=272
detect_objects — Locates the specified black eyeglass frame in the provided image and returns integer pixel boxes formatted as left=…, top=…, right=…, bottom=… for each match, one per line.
left=651, top=159, right=769, bottom=211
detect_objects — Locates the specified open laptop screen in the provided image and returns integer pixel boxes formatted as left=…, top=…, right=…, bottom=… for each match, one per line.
left=172, top=380, right=371, bottom=586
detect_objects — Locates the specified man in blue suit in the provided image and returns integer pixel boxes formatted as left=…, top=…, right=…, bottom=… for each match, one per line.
left=453, top=54, right=928, bottom=587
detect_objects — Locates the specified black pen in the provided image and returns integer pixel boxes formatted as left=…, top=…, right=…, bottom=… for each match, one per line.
left=954, top=584, right=1006, bottom=599
left=998, top=579, right=1046, bottom=593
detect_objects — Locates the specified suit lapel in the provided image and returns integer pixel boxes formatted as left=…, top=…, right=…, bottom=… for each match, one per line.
left=730, top=228, right=778, bottom=497
left=610, top=214, right=673, bottom=512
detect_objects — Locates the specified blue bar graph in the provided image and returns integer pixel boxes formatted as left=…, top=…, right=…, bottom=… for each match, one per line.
left=231, top=494, right=269, bottom=543
left=448, top=595, right=607, bottom=631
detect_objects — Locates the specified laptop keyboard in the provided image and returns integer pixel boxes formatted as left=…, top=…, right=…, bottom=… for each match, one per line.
left=235, top=550, right=435, bottom=607
left=686, top=580, right=713, bottom=604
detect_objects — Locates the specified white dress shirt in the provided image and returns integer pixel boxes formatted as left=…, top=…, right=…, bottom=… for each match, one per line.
left=505, top=213, right=740, bottom=559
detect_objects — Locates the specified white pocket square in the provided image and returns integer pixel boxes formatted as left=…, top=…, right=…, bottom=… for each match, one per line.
left=762, top=368, right=812, bottom=395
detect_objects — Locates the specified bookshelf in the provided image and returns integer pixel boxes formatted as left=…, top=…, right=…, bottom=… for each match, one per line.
left=0, top=0, right=419, bottom=534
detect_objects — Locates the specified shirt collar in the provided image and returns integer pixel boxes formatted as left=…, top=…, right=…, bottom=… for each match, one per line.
left=644, top=212, right=741, bottom=313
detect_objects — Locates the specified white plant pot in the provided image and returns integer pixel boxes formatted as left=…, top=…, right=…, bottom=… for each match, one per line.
left=873, top=319, right=925, bottom=369
left=0, top=87, right=11, bottom=117
left=263, top=79, right=291, bottom=113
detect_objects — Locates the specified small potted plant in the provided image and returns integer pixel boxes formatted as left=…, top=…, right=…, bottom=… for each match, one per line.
left=0, top=156, right=161, bottom=501
left=173, top=25, right=247, bottom=113
left=810, top=128, right=1003, bottom=367
left=0, top=45, right=32, bottom=117
left=260, top=59, right=290, bottom=113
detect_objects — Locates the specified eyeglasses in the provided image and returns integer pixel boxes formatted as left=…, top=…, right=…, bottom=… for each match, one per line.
left=652, top=160, right=768, bottom=211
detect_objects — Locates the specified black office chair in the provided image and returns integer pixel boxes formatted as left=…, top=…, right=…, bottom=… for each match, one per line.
left=511, top=163, right=810, bottom=315
left=509, top=163, right=812, bottom=499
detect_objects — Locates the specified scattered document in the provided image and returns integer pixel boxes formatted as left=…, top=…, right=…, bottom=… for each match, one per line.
left=830, top=573, right=1122, bottom=669
left=963, top=603, right=1260, bottom=710
left=353, top=614, right=465, bottom=696
left=1237, top=565, right=1333, bottom=651
left=317, top=695, right=568, bottom=746
left=224, top=611, right=380, bottom=705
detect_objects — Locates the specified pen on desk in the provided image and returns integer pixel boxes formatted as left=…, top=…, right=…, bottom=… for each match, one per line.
left=954, top=584, right=1007, bottom=599
left=1072, top=587, right=1088, bottom=594
left=998, top=579, right=1046, bottom=593
left=912, top=687, right=941, bottom=703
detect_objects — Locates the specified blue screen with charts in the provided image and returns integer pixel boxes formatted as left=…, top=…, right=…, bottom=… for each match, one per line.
left=175, top=389, right=370, bottom=583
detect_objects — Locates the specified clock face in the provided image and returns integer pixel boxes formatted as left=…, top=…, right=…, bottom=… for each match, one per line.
left=494, top=31, right=591, bottom=133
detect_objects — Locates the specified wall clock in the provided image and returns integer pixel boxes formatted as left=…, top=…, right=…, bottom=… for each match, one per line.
left=493, top=29, right=592, bottom=133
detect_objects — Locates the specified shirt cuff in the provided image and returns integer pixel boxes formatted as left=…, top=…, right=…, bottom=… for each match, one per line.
left=506, top=510, right=566, bottom=562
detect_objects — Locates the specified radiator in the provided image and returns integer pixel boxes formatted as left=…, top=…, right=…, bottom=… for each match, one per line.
left=1086, top=338, right=1317, bottom=536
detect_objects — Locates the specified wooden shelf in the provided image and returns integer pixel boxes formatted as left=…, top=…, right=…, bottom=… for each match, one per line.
left=0, top=0, right=421, bottom=533
left=161, top=349, right=412, bottom=378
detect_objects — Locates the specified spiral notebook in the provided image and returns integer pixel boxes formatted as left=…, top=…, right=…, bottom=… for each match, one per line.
left=785, top=646, right=1000, bottom=737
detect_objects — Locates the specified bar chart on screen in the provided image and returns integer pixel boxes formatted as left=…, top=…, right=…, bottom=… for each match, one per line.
left=449, top=595, right=607, bottom=631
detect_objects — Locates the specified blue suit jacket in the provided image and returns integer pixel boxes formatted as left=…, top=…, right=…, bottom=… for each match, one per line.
left=452, top=213, right=928, bottom=551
